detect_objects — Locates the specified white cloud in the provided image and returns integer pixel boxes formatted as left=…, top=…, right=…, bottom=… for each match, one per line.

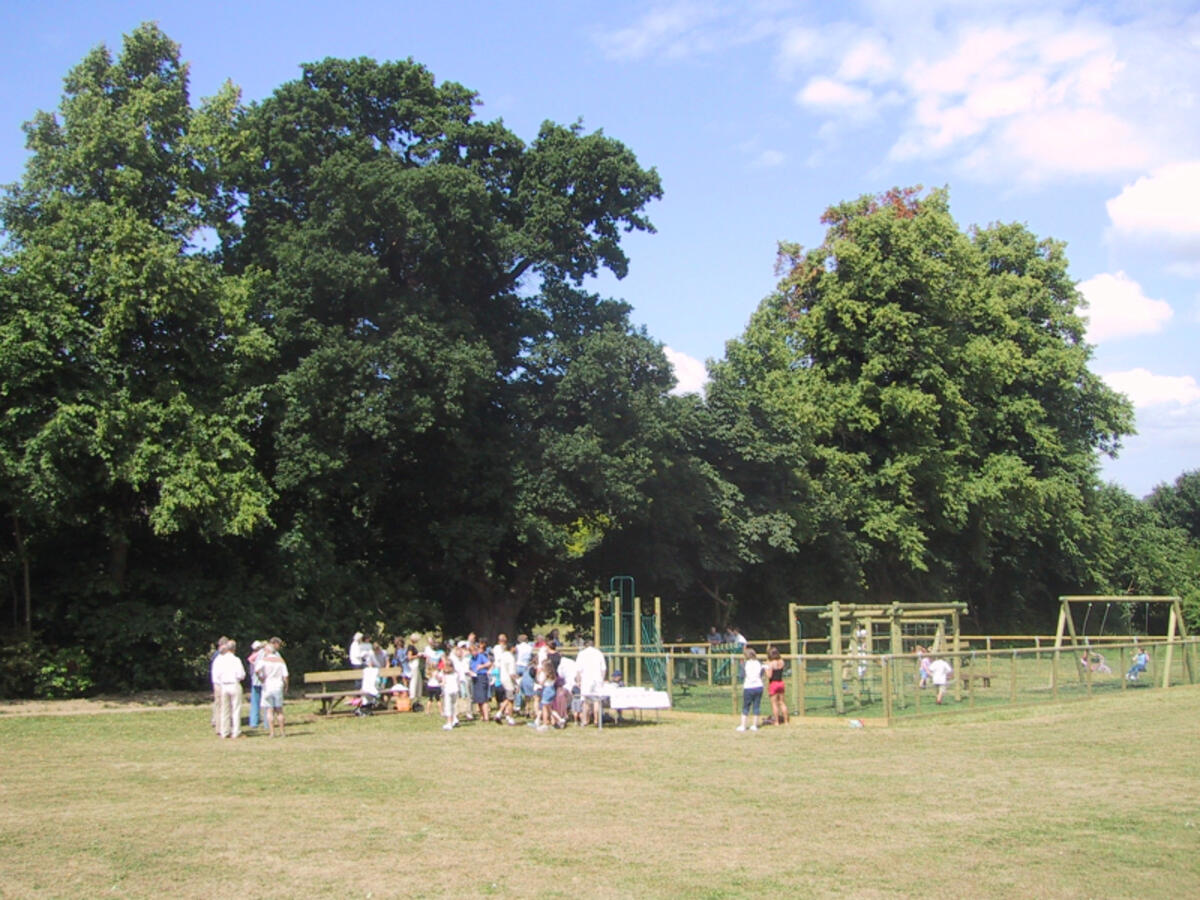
left=1102, top=368, right=1200, bottom=408
left=598, top=4, right=1200, bottom=183
left=884, top=20, right=1156, bottom=180
left=1107, top=161, right=1200, bottom=243
left=789, top=10, right=1189, bottom=183
left=594, top=1, right=785, bottom=62
left=594, top=2, right=723, bottom=60
left=664, top=347, right=709, bottom=395
left=775, top=26, right=819, bottom=78
left=1078, top=271, right=1173, bottom=343
left=992, top=108, right=1151, bottom=178
left=797, top=77, right=873, bottom=110
left=837, top=36, right=894, bottom=83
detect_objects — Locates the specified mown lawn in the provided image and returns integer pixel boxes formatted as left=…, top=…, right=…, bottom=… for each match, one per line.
left=1, top=687, right=1198, bottom=898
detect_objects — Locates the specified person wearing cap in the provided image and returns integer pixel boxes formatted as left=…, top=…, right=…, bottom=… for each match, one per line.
left=211, top=639, right=246, bottom=739
left=255, top=638, right=289, bottom=738
left=247, top=640, right=266, bottom=730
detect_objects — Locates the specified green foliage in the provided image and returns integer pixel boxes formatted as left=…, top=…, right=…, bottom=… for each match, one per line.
left=0, top=638, right=44, bottom=699
left=1147, top=470, right=1200, bottom=542
left=3, top=26, right=1196, bottom=685
left=34, top=646, right=93, bottom=698
left=708, top=187, right=1135, bottom=628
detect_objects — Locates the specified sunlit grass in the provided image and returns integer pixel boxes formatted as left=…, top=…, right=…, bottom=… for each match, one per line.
left=1, top=687, right=1199, bottom=898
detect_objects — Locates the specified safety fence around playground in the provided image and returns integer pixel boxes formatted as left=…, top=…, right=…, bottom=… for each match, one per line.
left=613, top=637, right=1199, bottom=723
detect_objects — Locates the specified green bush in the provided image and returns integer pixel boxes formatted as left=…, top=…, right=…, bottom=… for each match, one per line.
left=0, top=638, right=46, bottom=699
left=33, top=647, right=94, bottom=699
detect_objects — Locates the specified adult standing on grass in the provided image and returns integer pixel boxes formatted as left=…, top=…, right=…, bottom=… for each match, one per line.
left=407, top=633, right=424, bottom=711
left=575, top=639, right=607, bottom=727
left=211, top=639, right=246, bottom=739
left=210, top=635, right=228, bottom=731
left=256, top=638, right=289, bottom=738
left=765, top=646, right=788, bottom=725
left=247, top=640, right=266, bottom=730
left=929, top=654, right=953, bottom=704
left=737, top=647, right=764, bottom=732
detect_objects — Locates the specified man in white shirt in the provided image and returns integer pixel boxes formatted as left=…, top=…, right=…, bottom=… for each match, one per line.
left=210, top=635, right=228, bottom=731
left=575, top=639, right=607, bottom=727
left=210, top=640, right=246, bottom=739
left=255, top=637, right=290, bottom=738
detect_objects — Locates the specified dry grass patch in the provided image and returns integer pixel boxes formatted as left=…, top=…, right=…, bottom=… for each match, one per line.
left=1, top=690, right=1198, bottom=897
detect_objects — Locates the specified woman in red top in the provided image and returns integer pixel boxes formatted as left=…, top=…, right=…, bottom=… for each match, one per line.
left=766, top=645, right=788, bottom=725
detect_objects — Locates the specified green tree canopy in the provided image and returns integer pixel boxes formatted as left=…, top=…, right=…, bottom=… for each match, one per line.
left=0, top=25, right=272, bottom=660
left=710, top=188, right=1134, bottom=627
left=223, top=56, right=665, bottom=637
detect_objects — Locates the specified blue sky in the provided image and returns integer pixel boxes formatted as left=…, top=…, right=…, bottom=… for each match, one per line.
left=2, top=1, right=1198, bottom=497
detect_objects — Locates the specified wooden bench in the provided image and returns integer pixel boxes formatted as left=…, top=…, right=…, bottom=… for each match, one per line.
left=960, top=673, right=992, bottom=689
left=672, top=677, right=693, bottom=698
left=304, top=666, right=407, bottom=715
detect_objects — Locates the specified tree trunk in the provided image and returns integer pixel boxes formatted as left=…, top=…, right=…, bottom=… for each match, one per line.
left=700, top=578, right=732, bottom=627
left=460, top=580, right=526, bottom=640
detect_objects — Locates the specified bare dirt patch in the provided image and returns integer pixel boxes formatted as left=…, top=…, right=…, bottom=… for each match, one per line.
left=0, top=690, right=210, bottom=716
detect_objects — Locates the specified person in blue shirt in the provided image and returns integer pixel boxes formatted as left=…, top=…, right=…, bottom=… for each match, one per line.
left=1127, top=647, right=1149, bottom=681
left=469, top=642, right=493, bottom=722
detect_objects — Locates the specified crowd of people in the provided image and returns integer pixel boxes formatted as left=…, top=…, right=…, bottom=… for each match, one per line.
left=349, top=631, right=616, bottom=731
left=211, top=625, right=1019, bottom=740
left=210, top=629, right=624, bottom=737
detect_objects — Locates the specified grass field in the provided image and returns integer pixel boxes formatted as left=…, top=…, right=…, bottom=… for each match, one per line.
left=1, top=688, right=1199, bottom=899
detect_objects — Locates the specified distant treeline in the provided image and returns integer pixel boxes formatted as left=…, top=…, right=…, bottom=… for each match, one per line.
left=2, top=25, right=1198, bottom=695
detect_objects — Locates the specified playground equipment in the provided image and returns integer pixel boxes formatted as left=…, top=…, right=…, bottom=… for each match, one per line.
left=594, top=577, right=667, bottom=690
left=1053, top=595, right=1195, bottom=689
left=788, top=601, right=968, bottom=714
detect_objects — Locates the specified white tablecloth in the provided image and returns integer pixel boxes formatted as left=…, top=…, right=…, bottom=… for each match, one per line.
left=601, top=685, right=671, bottom=710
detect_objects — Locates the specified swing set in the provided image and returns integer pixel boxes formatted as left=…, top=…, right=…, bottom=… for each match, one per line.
left=788, top=601, right=968, bottom=714
left=1052, top=595, right=1194, bottom=689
